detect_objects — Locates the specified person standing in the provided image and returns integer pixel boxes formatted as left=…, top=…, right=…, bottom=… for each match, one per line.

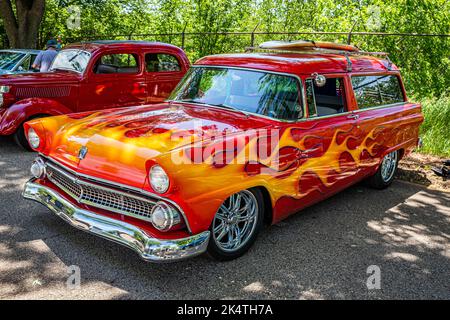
left=32, top=39, right=59, bottom=72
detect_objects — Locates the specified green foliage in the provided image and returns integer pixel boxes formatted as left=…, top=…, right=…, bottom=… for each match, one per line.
left=417, top=95, right=450, bottom=157
left=22, top=0, right=448, bottom=98
left=0, top=0, right=448, bottom=155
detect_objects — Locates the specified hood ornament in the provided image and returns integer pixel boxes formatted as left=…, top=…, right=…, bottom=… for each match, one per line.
left=78, top=146, right=88, bottom=160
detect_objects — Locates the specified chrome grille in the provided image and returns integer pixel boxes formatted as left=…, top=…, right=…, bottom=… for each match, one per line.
left=48, top=166, right=82, bottom=198
left=16, top=86, right=71, bottom=98
left=46, top=164, right=155, bottom=221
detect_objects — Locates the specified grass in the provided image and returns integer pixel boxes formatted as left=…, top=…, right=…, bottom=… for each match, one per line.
left=417, top=95, right=450, bottom=158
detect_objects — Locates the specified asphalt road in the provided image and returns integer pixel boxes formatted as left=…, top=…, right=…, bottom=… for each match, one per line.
left=0, top=136, right=449, bottom=300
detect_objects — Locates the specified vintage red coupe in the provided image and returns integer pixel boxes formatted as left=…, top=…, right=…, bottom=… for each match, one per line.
left=0, top=40, right=190, bottom=149
left=22, top=41, right=423, bottom=262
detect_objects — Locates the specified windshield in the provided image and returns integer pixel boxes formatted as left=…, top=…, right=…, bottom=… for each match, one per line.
left=169, top=67, right=303, bottom=120
left=50, top=49, right=91, bottom=73
left=0, top=52, right=25, bottom=71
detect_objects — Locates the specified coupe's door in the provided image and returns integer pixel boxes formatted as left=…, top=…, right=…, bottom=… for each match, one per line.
left=79, top=52, right=146, bottom=112
left=144, top=52, right=185, bottom=103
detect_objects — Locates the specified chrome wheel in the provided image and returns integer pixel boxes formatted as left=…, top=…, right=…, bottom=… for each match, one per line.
left=380, top=150, right=398, bottom=182
left=212, top=190, right=259, bottom=253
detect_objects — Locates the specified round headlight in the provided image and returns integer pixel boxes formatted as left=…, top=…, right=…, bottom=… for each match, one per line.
left=28, top=128, right=40, bottom=149
left=151, top=202, right=181, bottom=231
left=30, top=158, right=46, bottom=179
left=149, top=165, right=169, bottom=193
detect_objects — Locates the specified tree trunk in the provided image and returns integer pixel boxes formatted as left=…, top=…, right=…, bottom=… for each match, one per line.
left=0, top=0, right=46, bottom=49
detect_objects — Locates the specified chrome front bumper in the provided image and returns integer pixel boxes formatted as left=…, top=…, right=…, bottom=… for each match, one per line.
left=22, top=180, right=210, bottom=262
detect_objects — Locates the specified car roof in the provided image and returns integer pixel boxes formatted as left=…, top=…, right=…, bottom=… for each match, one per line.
left=195, top=52, right=398, bottom=75
left=64, top=40, right=184, bottom=53
left=0, top=49, right=42, bottom=54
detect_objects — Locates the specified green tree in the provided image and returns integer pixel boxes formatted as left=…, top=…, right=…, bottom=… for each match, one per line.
left=0, top=0, right=46, bottom=48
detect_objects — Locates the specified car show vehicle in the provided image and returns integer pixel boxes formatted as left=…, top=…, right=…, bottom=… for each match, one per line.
left=22, top=41, right=423, bottom=262
left=0, top=41, right=190, bottom=149
left=0, top=49, right=42, bottom=74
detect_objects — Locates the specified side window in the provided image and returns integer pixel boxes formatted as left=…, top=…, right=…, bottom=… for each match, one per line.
left=305, top=79, right=318, bottom=117
left=305, top=77, right=347, bottom=117
left=352, top=75, right=404, bottom=109
left=145, top=53, right=181, bottom=72
left=377, top=75, right=404, bottom=105
left=94, top=53, right=139, bottom=74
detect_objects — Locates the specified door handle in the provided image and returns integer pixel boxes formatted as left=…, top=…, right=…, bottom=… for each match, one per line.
left=347, top=113, right=359, bottom=120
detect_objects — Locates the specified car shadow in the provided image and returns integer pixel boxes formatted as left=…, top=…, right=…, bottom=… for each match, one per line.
left=0, top=138, right=449, bottom=299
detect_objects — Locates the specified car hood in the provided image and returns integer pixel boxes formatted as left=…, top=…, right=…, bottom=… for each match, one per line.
left=0, top=70, right=80, bottom=84
left=38, top=103, right=275, bottom=189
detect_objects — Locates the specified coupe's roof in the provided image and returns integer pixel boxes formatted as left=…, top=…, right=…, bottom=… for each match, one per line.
left=195, top=52, right=398, bottom=75
left=65, top=40, right=183, bottom=53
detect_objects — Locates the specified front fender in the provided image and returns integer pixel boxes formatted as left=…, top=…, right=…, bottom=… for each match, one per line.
left=0, top=98, right=73, bottom=135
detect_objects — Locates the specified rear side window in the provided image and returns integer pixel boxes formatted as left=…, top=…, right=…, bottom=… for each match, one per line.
left=145, top=53, right=181, bottom=72
left=94, top=53, right=139, bottom=74
left=352, top=75, right=404, bottom=109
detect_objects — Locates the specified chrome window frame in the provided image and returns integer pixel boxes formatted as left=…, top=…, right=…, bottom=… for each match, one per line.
left=296, top=73, right=408, bottom=122
left=169, top=65, right=306, bottom=123
left=50, top=49, right=92, bottom=74
left=304, top=78, right=318, bottom=118
left=350, top=74, right=406, bottom=111
left=303, top=75, right=350, bottom=120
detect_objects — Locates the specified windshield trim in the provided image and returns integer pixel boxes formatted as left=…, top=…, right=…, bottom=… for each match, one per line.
left=169, top=65, right=305, bottom=123
left=50, top=49, right=91, bottom=74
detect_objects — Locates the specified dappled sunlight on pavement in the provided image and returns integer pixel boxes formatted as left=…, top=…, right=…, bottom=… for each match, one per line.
left=0, top=136, right=449, bottom=299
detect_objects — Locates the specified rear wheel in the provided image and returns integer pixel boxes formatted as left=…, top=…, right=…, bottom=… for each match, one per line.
left=207, top=188, right=264, bottom=261
left=13, top=115, right=46, bottom=151
left=366, top=150, right=399, bottom=189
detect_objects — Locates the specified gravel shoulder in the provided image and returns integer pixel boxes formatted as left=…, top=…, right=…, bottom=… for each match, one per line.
left=398, top=152, right=449, bottom=192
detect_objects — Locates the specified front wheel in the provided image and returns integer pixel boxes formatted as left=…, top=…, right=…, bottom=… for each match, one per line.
left=207, top=188, right=264, bottom=261
left=13, top=123, right=33, bottom=151
left=13, top=116, right=46, bottom=151
left=366, top=150, right=399, bottom=189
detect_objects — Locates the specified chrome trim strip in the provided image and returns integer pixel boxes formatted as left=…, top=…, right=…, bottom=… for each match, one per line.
left=352, top=102, right=406, bottom=113
left=22, top=180, right=210, bottom=263
left=49, top=49, right=91, bottom=74
left=293, top=101, right=407, bottom=122
left=39, top=154, right=193, bottom=234
left=171, top=65, right=306, bottom=123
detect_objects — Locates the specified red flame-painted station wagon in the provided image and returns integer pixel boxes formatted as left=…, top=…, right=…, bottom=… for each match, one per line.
left=23, top=41, right=423, bottom=262
left=0, top=40, right=190, bottom=149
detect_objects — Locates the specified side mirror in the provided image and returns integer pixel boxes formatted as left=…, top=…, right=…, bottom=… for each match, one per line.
left=312, top=73, right=326, bottom=87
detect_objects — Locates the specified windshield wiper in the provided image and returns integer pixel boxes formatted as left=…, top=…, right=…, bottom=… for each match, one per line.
left=213, top=103, right=250, bottom=118
left=172, top=99, right=250, bottom=117
left=68, top=50, right=83, bottom=62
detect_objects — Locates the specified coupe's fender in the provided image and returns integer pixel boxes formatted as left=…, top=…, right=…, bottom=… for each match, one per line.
left=0, top=98, right=73, bottom=135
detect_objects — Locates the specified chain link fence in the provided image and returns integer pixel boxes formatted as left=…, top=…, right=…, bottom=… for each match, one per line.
left=1, top=29, right=449, bottom=96
left=60, top=30, right=450, bottom=97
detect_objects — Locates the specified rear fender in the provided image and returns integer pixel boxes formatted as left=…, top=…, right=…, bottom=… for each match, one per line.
left=0, top=98, right=72, bottom=135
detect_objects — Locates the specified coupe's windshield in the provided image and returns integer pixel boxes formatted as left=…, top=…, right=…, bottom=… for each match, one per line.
left=0, top=52, right=25, bottom=71
left=50, top=49, right=91, bottom=73
left=169, top=67, right=303, bottom=120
